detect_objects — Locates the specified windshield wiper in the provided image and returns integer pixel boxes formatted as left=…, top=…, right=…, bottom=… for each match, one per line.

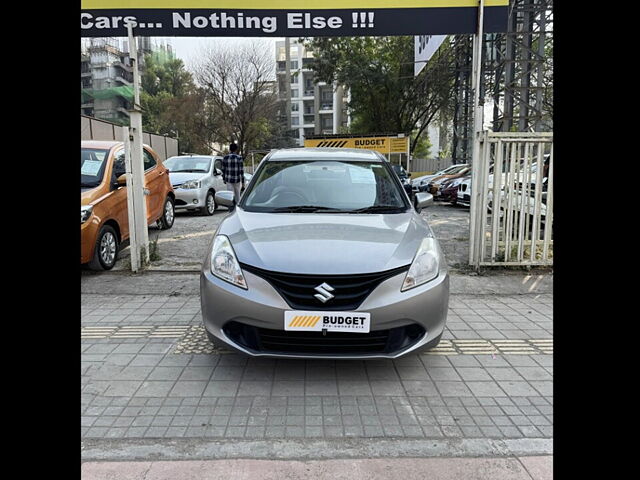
left=348, top=205, right=405, bottom=213
left=271, top=205, right=345, bottom=213
left=171, top=169, right=206, bottom=173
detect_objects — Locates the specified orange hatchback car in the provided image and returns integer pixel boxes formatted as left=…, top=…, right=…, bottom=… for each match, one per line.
left=81, top=140, right=175, bottom=270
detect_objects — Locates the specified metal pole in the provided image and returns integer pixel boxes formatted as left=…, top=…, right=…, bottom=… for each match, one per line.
left=284, top=38, right=291, bottom=131
left=126, top=24, right=149, bottom=272
left=468, top=0, right=485, bottom=267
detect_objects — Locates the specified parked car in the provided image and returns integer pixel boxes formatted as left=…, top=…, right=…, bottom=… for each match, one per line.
left=391, top=163, right=413, bottom=200
left=200, top=148, right=449, bottom=359
left=81, top=140, right=175, bottom=270
left=427, top=166, right=471, bottom=198
left=164, top=154, right=225, bottom=215
left=440, top=175, right=470, bottom=205
left=456, top=176, right=472, bottom=207
left=412, top=164, right=469, bottom=192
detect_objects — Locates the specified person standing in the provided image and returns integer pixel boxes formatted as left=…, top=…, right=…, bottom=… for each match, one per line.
left=221, top=143, right=245, bottom=208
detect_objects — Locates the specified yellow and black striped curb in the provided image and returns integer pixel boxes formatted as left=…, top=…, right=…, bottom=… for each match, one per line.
left=82, top=325, right=552, bottom=356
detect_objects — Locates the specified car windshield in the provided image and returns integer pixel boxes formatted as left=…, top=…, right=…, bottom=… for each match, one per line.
left=242, top=160, right=409, bottom=213
left=165, top=156, right=211, bottom=173
left=81, top=148, right=109, bottom=188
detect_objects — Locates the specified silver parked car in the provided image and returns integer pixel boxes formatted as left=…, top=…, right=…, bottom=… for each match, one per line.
left=200, top=148, right=449, bottom=359
left=164, top=155, right=225, bottom=215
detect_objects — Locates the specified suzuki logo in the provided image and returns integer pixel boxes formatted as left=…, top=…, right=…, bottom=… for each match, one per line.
left=314, top=282, right=335, bottom=303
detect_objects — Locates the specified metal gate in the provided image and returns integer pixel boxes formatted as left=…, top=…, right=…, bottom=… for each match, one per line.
left=469, top=131, right=553, bottom=267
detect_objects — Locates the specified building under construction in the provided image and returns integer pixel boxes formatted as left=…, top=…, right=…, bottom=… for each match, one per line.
left=81, top=37, right=173, bottom=125
left=450, top=0, right=553, bottom=164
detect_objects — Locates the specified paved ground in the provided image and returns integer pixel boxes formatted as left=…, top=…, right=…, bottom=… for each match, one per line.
left=82, top=456, right=552, bottom=479
left=81, top=292, right=552, bottom=443
left=81, top=202, right=552, bottom=474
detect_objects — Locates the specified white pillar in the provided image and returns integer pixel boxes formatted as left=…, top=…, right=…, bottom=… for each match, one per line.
left=125, top=25, right=149, bottom=272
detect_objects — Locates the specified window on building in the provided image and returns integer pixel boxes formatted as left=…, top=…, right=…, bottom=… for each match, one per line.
left=291, top=103, right=299, bottom=112
left=290, top=60, right=298, bottom=70
left=291, top=89, right=298, bottom=98
left=291, top=116, right=300, bottom=126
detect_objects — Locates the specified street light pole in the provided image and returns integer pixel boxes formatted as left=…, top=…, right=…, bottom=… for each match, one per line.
left=124, top=24, right=150, bottom=272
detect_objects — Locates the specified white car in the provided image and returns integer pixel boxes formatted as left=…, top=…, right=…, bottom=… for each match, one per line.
left=456, top=176, right=472, bottom=207
left=164, top=155, right=225, bottom=215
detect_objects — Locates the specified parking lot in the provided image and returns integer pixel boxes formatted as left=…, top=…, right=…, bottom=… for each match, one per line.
left=81, top=202, right=552, bottom=461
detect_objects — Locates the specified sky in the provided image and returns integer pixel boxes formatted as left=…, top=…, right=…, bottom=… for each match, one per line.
left=154, top=36, right=283, bottom=72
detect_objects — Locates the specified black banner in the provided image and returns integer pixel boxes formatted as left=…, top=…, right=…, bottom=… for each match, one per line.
left=80, top=7, right=509, bottom=37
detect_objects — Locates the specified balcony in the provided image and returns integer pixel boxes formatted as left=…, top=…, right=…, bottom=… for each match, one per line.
left=319, top=103, right=334, bottom=112
left=113, top=61, right=133, bottom=71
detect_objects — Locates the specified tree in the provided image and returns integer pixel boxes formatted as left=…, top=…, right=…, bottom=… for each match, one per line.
left=140, top=52, right=214, bottom=154
left=193, top=41, right=281, bottom=155
left=303, top=36, right=456, bottom=156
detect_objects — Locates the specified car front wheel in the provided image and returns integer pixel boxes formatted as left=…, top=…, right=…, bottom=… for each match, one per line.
left=158, top=196, right=175, bottom=230
left=201, top=191, right=216, bottom=216
left=88, top=225, right=119, bottom=270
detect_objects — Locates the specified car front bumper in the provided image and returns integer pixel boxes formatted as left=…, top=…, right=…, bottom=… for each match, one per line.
left=200, top=263, right=449, bottom=359
left=174, top=187, right=208, bottom=210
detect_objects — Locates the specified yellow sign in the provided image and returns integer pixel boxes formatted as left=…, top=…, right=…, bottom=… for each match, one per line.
left=304, top=136, right=410, bottom=155
left=288, top=315, right=321, bottom=328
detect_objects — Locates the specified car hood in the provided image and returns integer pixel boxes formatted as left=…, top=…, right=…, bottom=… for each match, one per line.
left=169, top=172, right=208, bottom=185
left=217, top=210, right=434, bottom=275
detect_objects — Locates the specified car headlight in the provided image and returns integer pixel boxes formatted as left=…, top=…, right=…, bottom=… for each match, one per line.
left=181, top=180, right=201, bottom=189
left=401, top=237, right=440, bottom=291
left=81, top=205, right=93, bottom=224
left=210, top=235, right=247, bottom=289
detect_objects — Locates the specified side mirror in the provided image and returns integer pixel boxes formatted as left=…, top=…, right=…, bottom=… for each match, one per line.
left=117, top=174, right=127, bottom=186
left=215, top=190, right=235, bottom=208
left=407, top=172, right=412, bottom=178
left=214, top=168, right=222, bottom=176
left=414, top=192, right=433, bottom=212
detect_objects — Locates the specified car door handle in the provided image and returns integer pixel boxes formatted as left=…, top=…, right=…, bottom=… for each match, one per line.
left=159, top=170, right=165, bottom=175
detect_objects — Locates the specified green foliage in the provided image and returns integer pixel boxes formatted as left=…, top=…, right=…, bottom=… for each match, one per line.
left=140, top=53, right=214, bottom=154
left=412, top=135, right=432, bottom=159
left=303, top=36, right=455, bottom=155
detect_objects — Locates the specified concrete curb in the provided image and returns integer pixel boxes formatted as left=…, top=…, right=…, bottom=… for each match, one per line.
left=81, top=437, right=553, bottom=462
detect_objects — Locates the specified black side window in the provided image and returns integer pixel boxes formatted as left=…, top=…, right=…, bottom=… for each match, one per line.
left=113, top=150, right=126, bottom=177
left=214, top=158, right=223, bottom=171
left=143, top=150, right=157, bottom=171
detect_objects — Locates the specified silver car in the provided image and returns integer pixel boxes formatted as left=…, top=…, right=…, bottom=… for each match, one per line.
left=164, top=155, right=225, bottom=215
left=200, top=148, right=449, bottom=359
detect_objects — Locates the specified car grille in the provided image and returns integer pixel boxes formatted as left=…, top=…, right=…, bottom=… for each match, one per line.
left=239, top=264, right=409, bottom=311
left=223, top=321, right=426, bottom=355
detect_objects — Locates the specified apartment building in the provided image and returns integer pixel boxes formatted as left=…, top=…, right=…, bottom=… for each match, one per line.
left=81, top=37, right=157, bottom=125
left=275, top=40, right=350, bottom=146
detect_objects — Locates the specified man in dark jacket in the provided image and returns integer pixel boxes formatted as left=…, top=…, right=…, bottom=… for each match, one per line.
left=221, top=143, right=245, bottom=207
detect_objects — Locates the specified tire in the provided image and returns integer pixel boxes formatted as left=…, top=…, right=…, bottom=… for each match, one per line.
left=88, top=225, right=119, bottom=271
left=201, top=190, right=216, bottom=216
left=158, top=196, right=175, bottom=230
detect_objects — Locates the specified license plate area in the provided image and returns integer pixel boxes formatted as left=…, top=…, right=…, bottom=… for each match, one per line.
left=284, top=311, right=370, bottom=333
